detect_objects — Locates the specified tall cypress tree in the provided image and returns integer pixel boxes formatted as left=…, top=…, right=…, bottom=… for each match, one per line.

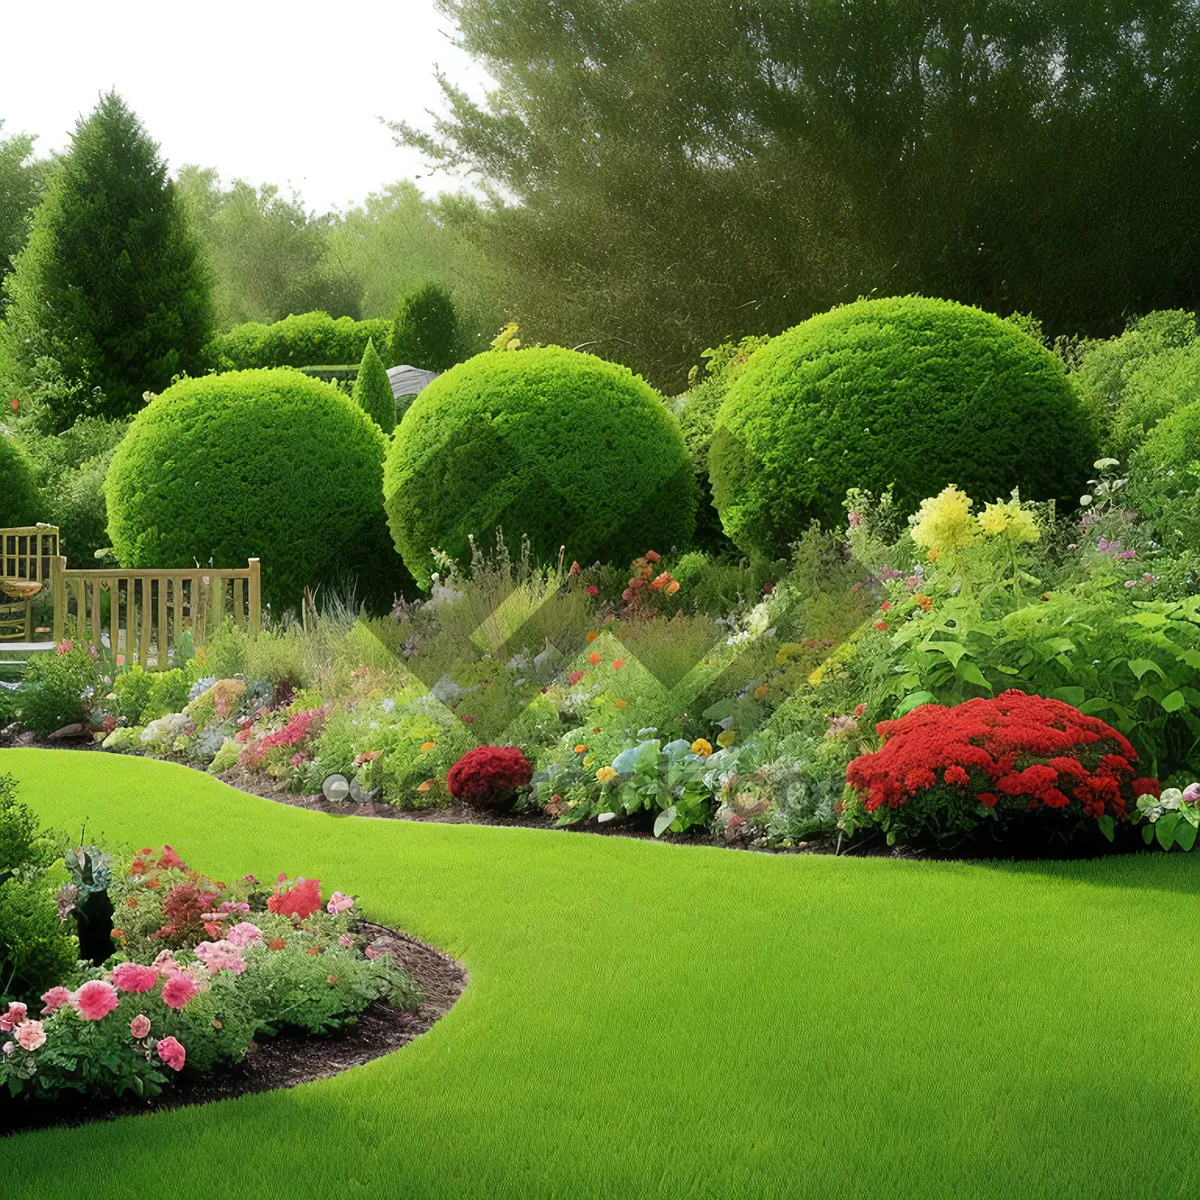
left=353, top=337, right=396, bottom=434
left=1, top=93, right=212, bottom=428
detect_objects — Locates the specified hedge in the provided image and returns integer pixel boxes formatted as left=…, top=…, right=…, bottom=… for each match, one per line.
left=708, top=296, right=1096, bottom=555
left=0, top=433, right=42, bottom=528
left=384, top=347, right=697, bottom=587
left=205, top=312, right=392, bottom=372
left=104, top=369, right=388, bottom=610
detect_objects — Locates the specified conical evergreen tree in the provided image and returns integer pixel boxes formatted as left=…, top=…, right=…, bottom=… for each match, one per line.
left=352, top=337, right=396, bottom=434
left=389, top=282, right=458, bottom=372
left=1, top=93, right=212, bottom=428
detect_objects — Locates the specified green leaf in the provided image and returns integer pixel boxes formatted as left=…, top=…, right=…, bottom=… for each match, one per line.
left=1180, top=648, right=1200, bottom=669
left=1096, top=814, right=1115, bottom=842
left=1042, top=637, right=1076, bottom=655
left=1175, top=820, right=1198, bottom=851
left=653, top=806, right=677, bottom=838
left=924, top=641, right=966, bottom=667
left=1051, top=686, right=1087, bottom=706
left=1155, top=812, right=1180, bottom=850
left=993, top=664, right=1020, bottom=675
left=1143, top=825, right=1155, bottom=844
left=956, top=661, right=992, bottom=690
left=1128, top=658, right=1164, bottom=680
left=895, top=691, right=936, bottom=717
left=1160, top=690, right=1187, bottom=713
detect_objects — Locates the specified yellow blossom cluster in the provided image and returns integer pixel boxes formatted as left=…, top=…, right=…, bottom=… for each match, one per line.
left=910, top=485, right=977, bottom=555
left=977, top=500, right=1040, bottom=543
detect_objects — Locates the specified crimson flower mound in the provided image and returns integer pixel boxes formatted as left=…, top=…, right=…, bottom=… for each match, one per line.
left=845, top=691, right=1160, bottom=849
left=447, top=746, right=533, bottom=809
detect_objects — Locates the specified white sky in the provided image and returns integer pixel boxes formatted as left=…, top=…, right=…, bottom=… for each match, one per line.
left=0, top=0, right=489, bottom=210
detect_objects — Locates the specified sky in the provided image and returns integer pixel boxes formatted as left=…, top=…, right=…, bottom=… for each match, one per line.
left=0, top=0, right=489, bottom=211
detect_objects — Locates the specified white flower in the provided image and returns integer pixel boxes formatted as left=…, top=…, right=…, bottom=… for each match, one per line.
left=1160, top=788, right=1183, bottom=811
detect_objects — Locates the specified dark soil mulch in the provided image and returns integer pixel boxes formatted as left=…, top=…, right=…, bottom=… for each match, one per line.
left=1, top=921, right=467, bottom=1137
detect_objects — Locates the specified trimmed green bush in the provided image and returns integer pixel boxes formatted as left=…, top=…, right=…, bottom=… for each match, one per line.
left=384, top=347, right=697, bottom=587
left=1129, top=398, right=1200, bottom=552
left=353, top=338, right=395, bottom=434
left=1111, top=340, right=1200, bottom=458
left=709, top=296, right=1096, bottom=554
left=390, top=283, right=459, bottom=372
left=0, top=432, right=41, bottom=527
left=105, top=369, right=388, bottom=610
left=205, top=312, right=391, bottom=372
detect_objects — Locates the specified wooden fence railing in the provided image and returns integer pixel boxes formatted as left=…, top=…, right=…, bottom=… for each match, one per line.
left=1, top=525, right=60, bottom=586
left=51, top=558, right=261, bottom=666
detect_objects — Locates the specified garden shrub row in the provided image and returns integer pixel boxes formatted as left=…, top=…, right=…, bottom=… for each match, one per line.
left=204, top=312, right=393, bottom=372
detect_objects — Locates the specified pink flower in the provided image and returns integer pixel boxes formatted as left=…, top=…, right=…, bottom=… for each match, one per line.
left=130, top=1014, right=152, bottom=1039
left=568, top=671, right=584, bottom=686
left=193, top=940, right=247, bottom=975
left=1, top=1042, right=12, bottom=1056
left=152, top=949, right=180, bottom=976
left=111, top=962, right=160, bottom=993
left=14, top=1020, right=46, bottom=1051
left=156, top=1036, right=186, bottom=1071
left=162, top=974, right=200, bottom=1010
left=326, top=891, right=354, bottom=915
left=586, top=585, right=599, bottom=597
left=40, top=987, right=71, bottom=1015
left=338, top=934, right=354, bottom=947
left=364, top=946, right=386, bottom=960
left=225, top=922, right=263, bottom=947
left=72, top=981, right=119, bottom=1021
left=56, top=638, right=73, bottom=655
left=0, top=1002, right=27, bottom=1032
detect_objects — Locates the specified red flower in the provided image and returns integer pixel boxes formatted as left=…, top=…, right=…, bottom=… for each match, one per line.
left=568, top=671, right=584, bottom=686
left=157, top=846, right=185, bottom=870
left=586, top=585, right=599, bottom=597
left=446, top=745, right=532, bottom=808
left=268, top=877, right=322, bottom=920
left=880, top=601, right=891, bottom=612
left=944, top=765, right=969, bottom=786
left=874, top=620, right=889, bottom=632
left=1132, top=777, right=1161, bottom=798
left=645, top=551, right=661, bottom=563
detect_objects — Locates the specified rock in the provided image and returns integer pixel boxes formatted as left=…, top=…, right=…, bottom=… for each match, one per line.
left=46, top=722, right=88, bottom=740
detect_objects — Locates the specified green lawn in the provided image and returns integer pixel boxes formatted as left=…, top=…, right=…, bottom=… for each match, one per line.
left=2, top=748, right=1197, bottom=1199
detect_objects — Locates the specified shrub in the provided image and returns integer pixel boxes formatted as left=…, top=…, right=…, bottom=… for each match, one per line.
left=1128, top=399, right=1200, bottom=553
left=0, top=432, right=41, bottom=526
left=352, top=337, right=395, bottom=434
left=104, top=368, right=389, bottom=611
left=390, top=282, right=459, bottom=373
left=844, top=690, right=1156, bottom=849
left=0, top=93, right=212, bottom=427
left=1111, top=340, right=1200, bottom=458
left=384, top=347, right=697, bottom=587
left=447, top=745, right=532, bottom=808
left=19, top=642, right=102, bottom=738
left=708, top=296, right=1096, bottom=555
left=204, top=312, right=392, bottom=372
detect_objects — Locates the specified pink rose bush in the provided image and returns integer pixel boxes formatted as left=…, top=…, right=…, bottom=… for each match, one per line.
left=0, top=841, right=420, bottom=1109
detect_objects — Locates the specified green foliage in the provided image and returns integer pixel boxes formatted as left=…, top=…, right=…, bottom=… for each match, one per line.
left=1074, top=310, right=1197, bottom=446
left=709, top=297, right=1095, bottom=554
left=111, top=666, right=191, bottom=726
left=1111, top=338, right=1200, bottom=458
left=104, top=368, right=389, bottom=611
left=0, top=431, right=42, bottom=526
left=0, top=124, right=48, bottom=310
left=384, top=346, right=697, bottom=587
left=204, top=311, right=392, bottom=372
left=353, top=337, right=395, bottom=434
left=390, top=282, right=459, bottom=372
left=174, top=167, right=360, bottom=329
left=0, top=93, right=212, bottom=428
left=1128, top=399, right=1200, bottom=555
left=19, top=643, right=103, bottom=739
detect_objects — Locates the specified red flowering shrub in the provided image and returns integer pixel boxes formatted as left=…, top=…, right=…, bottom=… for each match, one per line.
left=267, top=877, right=323, bottom=920
left=845, top=690, right=1156, bottom=848
left=447, top=745, right=533, bottom=809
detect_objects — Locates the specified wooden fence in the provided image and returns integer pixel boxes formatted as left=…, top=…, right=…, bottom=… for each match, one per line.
left=51, top=559, right=261, bottom=666
left=0, top=526, right=60, bottom=642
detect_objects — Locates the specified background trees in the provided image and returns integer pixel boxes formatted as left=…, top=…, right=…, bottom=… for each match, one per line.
left=393, top=0, right=1200, bottom=390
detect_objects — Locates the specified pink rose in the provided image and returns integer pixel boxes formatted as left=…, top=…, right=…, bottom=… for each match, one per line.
left=162, top=974, right=200, bottom=1010
left=193, top=939, right=247, bottom=975
left=112, top=962, right=160, bottom=993
left=156, top=1036, right=186, bottom=1071
left=130, top=1014, right=152, bottom=1039
left=71, top=981, right=119, bottom=1021
left=326, top=891, right=354, bottom=915
left=40, top=987, right=71, bottom=1015
left=1, top=1041, right=12, bottom=1056
left=15, top=1019, right=46, bottom=1051
left=0, top=1002, right=27, bottom=1032
left=152, top=950, right=179, bottom=976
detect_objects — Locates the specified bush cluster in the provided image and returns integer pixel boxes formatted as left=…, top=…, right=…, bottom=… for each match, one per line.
left=708, top=296, right=1096, bottom=555
left=204, top=312, right=392, bottom=372
left=104, top=368, right=388, bottom=612
left=384, top=346, right=697, bottom=587
left=0, top=432, right=41, bottom=527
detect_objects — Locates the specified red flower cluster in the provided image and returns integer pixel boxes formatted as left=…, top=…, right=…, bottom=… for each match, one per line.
left=847, top=690, right=1150, bottom=821
left=267, top=877, right=322, bottom=920
left=446, top=745, right=533, bottom=807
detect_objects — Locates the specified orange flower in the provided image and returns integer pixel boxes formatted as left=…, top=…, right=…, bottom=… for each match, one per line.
left=616, top=700, right=626, bottom=708
left=326, top=974, right=339, bottom=986
left=612, top=659, right=625, bottom=670
left=754, top=685, right=769, bottom=700
left=586, top=632, right=598, bottom=643
left=926, top=549, right=940, bottom=563
left=416, top=778, right=436, bottom=793
left=666, top=579, right=680, bottom=595
left=588, top=652, right=602, bottom=665
left=125, top=896, right=138, bottom=908
left=914, top=593, right=933, bottom=612
left=306, top=946, right=322, bottom=956
left=574, top=744, right=587, bottom=754
left=268, top=938, right=287, bottom=950
left=420, top=741, right=437, bottom=752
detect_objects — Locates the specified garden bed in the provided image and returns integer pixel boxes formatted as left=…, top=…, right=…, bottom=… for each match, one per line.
left=2, top=921, right=466, bottom=1137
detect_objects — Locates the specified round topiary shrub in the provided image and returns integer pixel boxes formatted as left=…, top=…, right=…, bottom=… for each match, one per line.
left=709, top=296, right=1096, bottom=556
left=447, top=745, right=532, bottom=809
left=0, top=433, right=42, bottom=528
left=105, top=368, right=388, bottom=611
left=384, top=347, right=697, bottom=587
left=844, top=690, right=1157, bottom=850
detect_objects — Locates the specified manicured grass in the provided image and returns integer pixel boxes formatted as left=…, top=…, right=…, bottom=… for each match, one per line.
left=2, top=748, right=1197, bottom=1199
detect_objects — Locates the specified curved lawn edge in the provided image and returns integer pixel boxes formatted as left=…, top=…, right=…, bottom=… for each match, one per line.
left=1, top=748, right=1197, bottom=1200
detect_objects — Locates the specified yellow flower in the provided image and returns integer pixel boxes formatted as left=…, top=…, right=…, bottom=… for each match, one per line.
left=910, top=485, right=977, bottom=555
left=595, top=766, right=618, bottom=784
left=978, top=500, right=1040, bottom=543
left=776, top=642, right=805, bottom=665
left=808, top=664, right=826, bottom=686
left=690, top=738, right=713, bottom=758
left=716, top=729, right=735, bottom=748
left=977, top=503, right=1009, bottom=536
left=1004, top=508, right=1040, bottom=544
